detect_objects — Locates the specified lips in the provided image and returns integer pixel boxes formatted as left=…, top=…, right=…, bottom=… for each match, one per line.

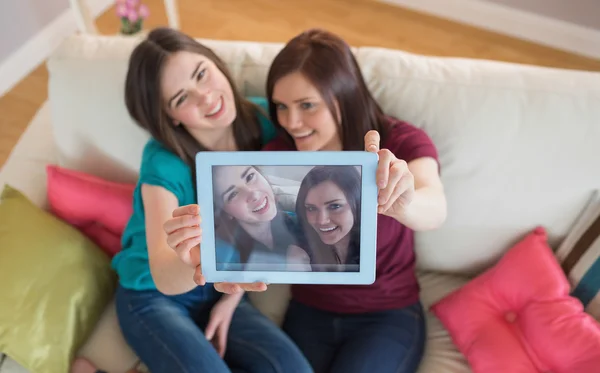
left=318, top=226, right=338, bottom=233
left=205, top=97, right=224, bottom=118
left=293, top=130, right=315, bottom=140
left=251, top=197, right=269, bottom=214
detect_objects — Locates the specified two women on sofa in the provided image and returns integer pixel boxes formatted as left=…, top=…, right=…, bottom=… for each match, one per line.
left=75, top=26, right=447, bottom=373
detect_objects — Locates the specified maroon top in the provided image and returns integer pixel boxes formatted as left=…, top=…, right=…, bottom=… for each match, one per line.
left=263, top=117, right=440, bottom=313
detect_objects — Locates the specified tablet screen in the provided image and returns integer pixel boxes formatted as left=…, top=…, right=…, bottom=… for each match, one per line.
left=211, top=164, right=362, bottom=273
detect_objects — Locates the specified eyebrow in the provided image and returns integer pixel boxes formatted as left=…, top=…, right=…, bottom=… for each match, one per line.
left=220, top=167, right=252, bottom=199
left=272, top=97, right=316, bottom=105
left=293, top=97, right=314, bottom=103
left=167, top=61, right=204, bottom=108
left=304, top=199, right=342, bottom=207
left=241, top=166, right=251, bottom=179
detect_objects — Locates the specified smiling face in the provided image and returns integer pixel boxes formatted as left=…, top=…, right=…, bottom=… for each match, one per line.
left=214, top=166, right=277, bottom=224
left=304, top=180, right=354, bottom=246
left=271, top=72, right=342, bottom=151
left=160, top=51, right=236, bottom=131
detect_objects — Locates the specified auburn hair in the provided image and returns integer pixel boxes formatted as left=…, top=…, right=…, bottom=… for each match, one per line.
left=295, top=166, right=361, bottom=268
left=266, top=28, right=390, bottom=150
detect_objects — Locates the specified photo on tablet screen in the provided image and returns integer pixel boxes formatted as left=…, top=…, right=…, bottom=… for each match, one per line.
left=211, top=164, right=362, bottom=273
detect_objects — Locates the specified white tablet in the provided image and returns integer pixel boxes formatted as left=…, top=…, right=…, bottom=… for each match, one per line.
left=195, top=151, right=378, bottom=285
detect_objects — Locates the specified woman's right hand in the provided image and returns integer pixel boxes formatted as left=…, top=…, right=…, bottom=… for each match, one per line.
left=163, top=204, right=268, bottom=294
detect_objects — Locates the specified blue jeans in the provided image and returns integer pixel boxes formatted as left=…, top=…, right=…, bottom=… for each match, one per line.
left=283, top=300, right=426, bottom=373
left=115, top=285, right=313, bottom=373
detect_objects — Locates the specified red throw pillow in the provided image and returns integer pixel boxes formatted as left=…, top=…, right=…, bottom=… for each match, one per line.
left=430, top=227, right=600, bottom=373
left=46, top=165, right=135, bottom=257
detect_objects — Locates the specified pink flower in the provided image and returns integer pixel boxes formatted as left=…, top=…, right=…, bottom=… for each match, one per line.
left=116, top=3, right=128, bottom=17
left=138, top=4, right=150, bottom=19
left=126, top=0, right=139, bottom=8
left=127, top=8, right=139, bottom=22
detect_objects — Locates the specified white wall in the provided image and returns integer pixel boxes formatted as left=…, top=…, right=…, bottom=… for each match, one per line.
left=380, top=0, right=600, bottom=60
left=0, top=0, right=112, bottom=97
left=0, top=0, right=69, bottom=63
left=482, top=0, right=600, bottom=30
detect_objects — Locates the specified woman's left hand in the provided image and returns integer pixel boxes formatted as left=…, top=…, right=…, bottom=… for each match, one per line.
left=205, top=295, right=239, bottom=357
left=365, top=130, right=415, bottom=216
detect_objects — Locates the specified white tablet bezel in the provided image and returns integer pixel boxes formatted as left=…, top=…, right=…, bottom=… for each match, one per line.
left=195, top=151, right=378, bottom=285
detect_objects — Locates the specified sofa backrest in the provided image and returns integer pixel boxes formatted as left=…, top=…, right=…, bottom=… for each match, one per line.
left=46, top=34, right=600, bottom=276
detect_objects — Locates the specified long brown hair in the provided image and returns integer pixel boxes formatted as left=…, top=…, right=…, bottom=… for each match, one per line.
left=212, top=166, right=297, bottom=263
left=266, top=28, right=390, bottom=150
left=295, top=166, right=361, bottom=269
left=124, top=27, right=264, bottom=168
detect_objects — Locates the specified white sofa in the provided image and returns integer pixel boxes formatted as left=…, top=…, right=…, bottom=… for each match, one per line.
left=1, top=33, right=599, bottom=373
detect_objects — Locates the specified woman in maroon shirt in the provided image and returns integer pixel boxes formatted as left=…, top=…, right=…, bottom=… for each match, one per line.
left=165, top=29, right=447, bottom=373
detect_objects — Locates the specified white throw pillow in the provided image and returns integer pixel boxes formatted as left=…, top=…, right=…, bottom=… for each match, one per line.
left=555, top=190, right=600, bottom=320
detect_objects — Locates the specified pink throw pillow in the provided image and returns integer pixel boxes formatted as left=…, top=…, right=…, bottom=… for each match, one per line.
left=46, top=165, right=135, bottom=257
left=430, top=227, right=600, bottom=373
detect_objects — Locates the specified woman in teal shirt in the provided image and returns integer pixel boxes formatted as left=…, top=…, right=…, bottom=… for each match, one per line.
left=104, top=27, right=311, bottom=373
left=211, top=165, right=310, bottom=271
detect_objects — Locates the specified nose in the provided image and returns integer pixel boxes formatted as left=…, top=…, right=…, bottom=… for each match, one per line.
left=191, top=86, right=211, bottom=105
left=317, top=210, right=330, bottom=225
left=246, top=189, right=261, bottom=203
left=282, top=108, right=302, bottom=130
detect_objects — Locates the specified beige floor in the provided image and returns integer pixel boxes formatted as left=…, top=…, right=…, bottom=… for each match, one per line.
left=2, top=0, right=600, bottom=168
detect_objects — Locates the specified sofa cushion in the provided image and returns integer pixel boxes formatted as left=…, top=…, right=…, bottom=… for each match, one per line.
left=430, top=227, right=600, bottom=373
left=76, top=299, right=139, bottom=373
left=0, top=185, right=116, bottom=373
left=555, top=190, right=600, bottom=320
left=46, top=164, right=135, bottom=257
left=355, top=47, right=600, bottom=275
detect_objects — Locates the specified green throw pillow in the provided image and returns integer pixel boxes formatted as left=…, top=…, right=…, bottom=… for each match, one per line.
left=0, top=184, right=117, bottom=373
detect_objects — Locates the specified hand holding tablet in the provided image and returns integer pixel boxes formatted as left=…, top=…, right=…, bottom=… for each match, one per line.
left=164, top=130, right=415, bottom=290
left=163, top=204, right=268, bottom=293
left=364, top=130, right=416, bottom=217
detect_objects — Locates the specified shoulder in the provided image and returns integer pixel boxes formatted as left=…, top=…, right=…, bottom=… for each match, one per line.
left=263, top=135, right=295, bottom=151
left=246, top=96, right=276, bottom=144
left=382, top=117, right=439, bottom=164
left=139, top=139, right=191, bottom=199
left=141, top=139, right=187, bottom=168
left=283, top=210, right=297, bottom=220
left=248, top=96, right=269, bottom=111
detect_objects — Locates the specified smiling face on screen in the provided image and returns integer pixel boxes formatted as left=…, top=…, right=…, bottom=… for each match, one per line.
left=160, top=51, right=236, bottom=131
left=214, top=166, right=277, bottom=224
left=304, top=180, right=354, bottom=247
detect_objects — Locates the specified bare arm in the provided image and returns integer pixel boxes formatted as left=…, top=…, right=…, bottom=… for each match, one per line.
left=142, top=184, right=198, bottom=295
left=392, top=157, right=447, bottom=231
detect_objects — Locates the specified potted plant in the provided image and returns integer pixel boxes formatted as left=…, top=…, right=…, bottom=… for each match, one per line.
left=116, top=0, right=150, bottom=35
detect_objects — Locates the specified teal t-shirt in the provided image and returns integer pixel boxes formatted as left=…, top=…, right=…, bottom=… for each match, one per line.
left=111, top=96, right=274, bottom=291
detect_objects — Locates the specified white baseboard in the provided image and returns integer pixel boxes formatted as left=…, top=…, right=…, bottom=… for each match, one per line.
left=380, top=0, right=600, bottom=60
left=0, top=0, right=113, bottom=97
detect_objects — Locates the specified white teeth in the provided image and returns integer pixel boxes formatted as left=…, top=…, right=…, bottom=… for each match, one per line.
left=206, top=99, right=222, bottom=116
left=252, top=198, right=267, bottom=212
left=294, top=131, right=313, bottom=138
left=319, top=226, right=337, bottom=232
